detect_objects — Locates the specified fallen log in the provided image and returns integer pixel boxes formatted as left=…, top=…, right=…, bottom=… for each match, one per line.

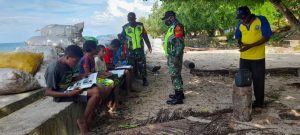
left=183, top=60, right=195, bottom=69
left=190, top=68, right=300, bottom=77
left=190, top=69, right=236, bottom=76
left=184, top=47, right=209, bottom=52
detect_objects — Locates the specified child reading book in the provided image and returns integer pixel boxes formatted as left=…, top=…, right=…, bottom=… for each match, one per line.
left=79, top=40, right=97, bottom=74
left=105, top=39, right=137, bottom=98
left=95, top=44, right=121, bottom=114
left=79, top=41, right=114, bottom=115
left=45, top=45, right=102, bottom=135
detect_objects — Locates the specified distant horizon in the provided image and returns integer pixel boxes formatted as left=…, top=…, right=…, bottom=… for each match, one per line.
left=0, top=42, right=25, bottom=44
left=0, top=33, right=118, bottom=44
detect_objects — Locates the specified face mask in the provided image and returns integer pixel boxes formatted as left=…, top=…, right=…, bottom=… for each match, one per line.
left=128, top=17, right=136, bottom=23
left=165, top=19, right=172, bottom=26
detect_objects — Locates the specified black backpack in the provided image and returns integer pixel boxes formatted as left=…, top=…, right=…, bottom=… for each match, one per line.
left=235, top=69, right=252, bottom=87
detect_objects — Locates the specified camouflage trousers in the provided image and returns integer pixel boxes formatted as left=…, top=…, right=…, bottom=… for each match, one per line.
left=127, top=49, right=147, bottom=79
left=167, top=55, right=183, bottom=91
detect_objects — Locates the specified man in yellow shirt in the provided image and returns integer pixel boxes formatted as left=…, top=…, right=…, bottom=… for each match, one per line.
left=235, top=6, right=272, bottom=108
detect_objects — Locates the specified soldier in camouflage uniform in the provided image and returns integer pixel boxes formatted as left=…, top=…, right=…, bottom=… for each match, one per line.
left=120, top=12, right=152, bottom=86
left=162, top=11, right=185, bottom=105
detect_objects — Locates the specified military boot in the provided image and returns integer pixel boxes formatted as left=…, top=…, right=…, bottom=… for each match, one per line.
left=167, top=91, right=184, bottom=105
left=142, top=78, right=149, bottom=86
left=169, top=91, right=185, bottom=99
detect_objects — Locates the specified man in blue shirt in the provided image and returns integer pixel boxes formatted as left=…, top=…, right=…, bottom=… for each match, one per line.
left=235, top=6, right=272, bottom=108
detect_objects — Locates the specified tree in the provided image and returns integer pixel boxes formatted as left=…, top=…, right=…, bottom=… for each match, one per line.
left=143, top=0, right=300, bottom=37
left=269, top=0, right=300, bottom=32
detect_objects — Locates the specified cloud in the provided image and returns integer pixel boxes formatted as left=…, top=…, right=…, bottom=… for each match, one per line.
left=0, top=0, right=157, bottom=43
left=106, top=0, right=152, bottom=16
left=89, top=0, right=154, bottom=29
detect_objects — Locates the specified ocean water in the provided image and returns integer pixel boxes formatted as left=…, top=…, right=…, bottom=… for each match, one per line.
left=96, top=34, right=117, bottom=46
left=0, top=35, right=116, bottom=52
left=0, top=42, right=26, bottom=52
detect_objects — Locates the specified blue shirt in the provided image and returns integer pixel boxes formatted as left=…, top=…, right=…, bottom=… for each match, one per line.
left=113, top=48, right=122, bottom=65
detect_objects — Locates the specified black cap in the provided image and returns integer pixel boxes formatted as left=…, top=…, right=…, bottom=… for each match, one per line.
left=127, top=12, right=136, bottom=19
left=236, top=6, right=251, bottom=19
left=161, top=11, right=176, bottom=20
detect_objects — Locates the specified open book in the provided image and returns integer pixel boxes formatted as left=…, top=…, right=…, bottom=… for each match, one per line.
left=109, top=69, right=125, bottom=77
left=115, top=65, right=133, bottom=70
left=66, top=72, right=98, bottom=91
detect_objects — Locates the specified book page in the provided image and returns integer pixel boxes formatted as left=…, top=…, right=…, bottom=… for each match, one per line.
left=109, top=69, right=125, bottom=77
left=115, top=65, right=133, bottom=69
left=67, top=72, right=98, bottom=91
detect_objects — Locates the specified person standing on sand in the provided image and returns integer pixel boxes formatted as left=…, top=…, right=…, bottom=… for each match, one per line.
left=235, top=6, right=272, bottom=108
left=162, top=11, right=185, bottom=105
left=120, top=12, right=152, bottom=86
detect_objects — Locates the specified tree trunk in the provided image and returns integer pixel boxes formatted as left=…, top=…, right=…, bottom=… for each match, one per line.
left=232, top=84, right=252, bottom=122
left=269, top=0, right=300, bottom=33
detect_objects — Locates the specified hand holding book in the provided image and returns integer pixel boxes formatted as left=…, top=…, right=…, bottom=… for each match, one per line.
left=66, top=88, right=82, bottom=97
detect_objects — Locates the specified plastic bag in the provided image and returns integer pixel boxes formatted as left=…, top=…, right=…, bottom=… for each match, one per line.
left=0, top=68, right=40, bottom=95
left=0, top=52, right=43, bottom=75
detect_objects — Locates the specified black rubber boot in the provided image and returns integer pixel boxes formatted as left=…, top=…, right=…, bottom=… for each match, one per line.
left=167, top=91, right=184, bottom=105
left=252, top=101, right=263, bottom=108
left=142, top=78, right=149, bottom=86
left=169, top=91, right=185, bottom=99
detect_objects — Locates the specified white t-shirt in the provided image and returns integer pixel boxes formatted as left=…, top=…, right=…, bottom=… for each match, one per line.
left=94, top=57, right=107, bottom=73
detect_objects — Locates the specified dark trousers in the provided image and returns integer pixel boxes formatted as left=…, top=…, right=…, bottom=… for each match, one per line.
left=127, top=49, right=147, bottom=79
left=240, top=58, right=265, bottom=105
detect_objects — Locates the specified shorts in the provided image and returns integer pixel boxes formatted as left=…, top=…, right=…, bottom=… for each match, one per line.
left=97, top=78, right=114, bottom=87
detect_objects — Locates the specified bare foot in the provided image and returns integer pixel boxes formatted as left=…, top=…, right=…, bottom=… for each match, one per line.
left=77, top=119, right=88, bottom=135
left=108, top=110, right=119, bottom=118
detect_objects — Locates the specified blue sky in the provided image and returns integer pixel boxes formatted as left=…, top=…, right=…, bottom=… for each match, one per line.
left=0, top=0, right=158, bottom=43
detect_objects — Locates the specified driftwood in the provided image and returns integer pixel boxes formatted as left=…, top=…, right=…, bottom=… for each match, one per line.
left=190, top=69, right=236, bottom=77
left=183, top=60, right=195, bottom=69
left=190, top=68, right=300, bottom=77
left=184, top=47, right=209, bottom=52
left=232, top=84, right=252, bottom=122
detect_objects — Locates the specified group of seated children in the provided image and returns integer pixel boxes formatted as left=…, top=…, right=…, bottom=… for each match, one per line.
left=44, top=39, right=135, bottom=135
